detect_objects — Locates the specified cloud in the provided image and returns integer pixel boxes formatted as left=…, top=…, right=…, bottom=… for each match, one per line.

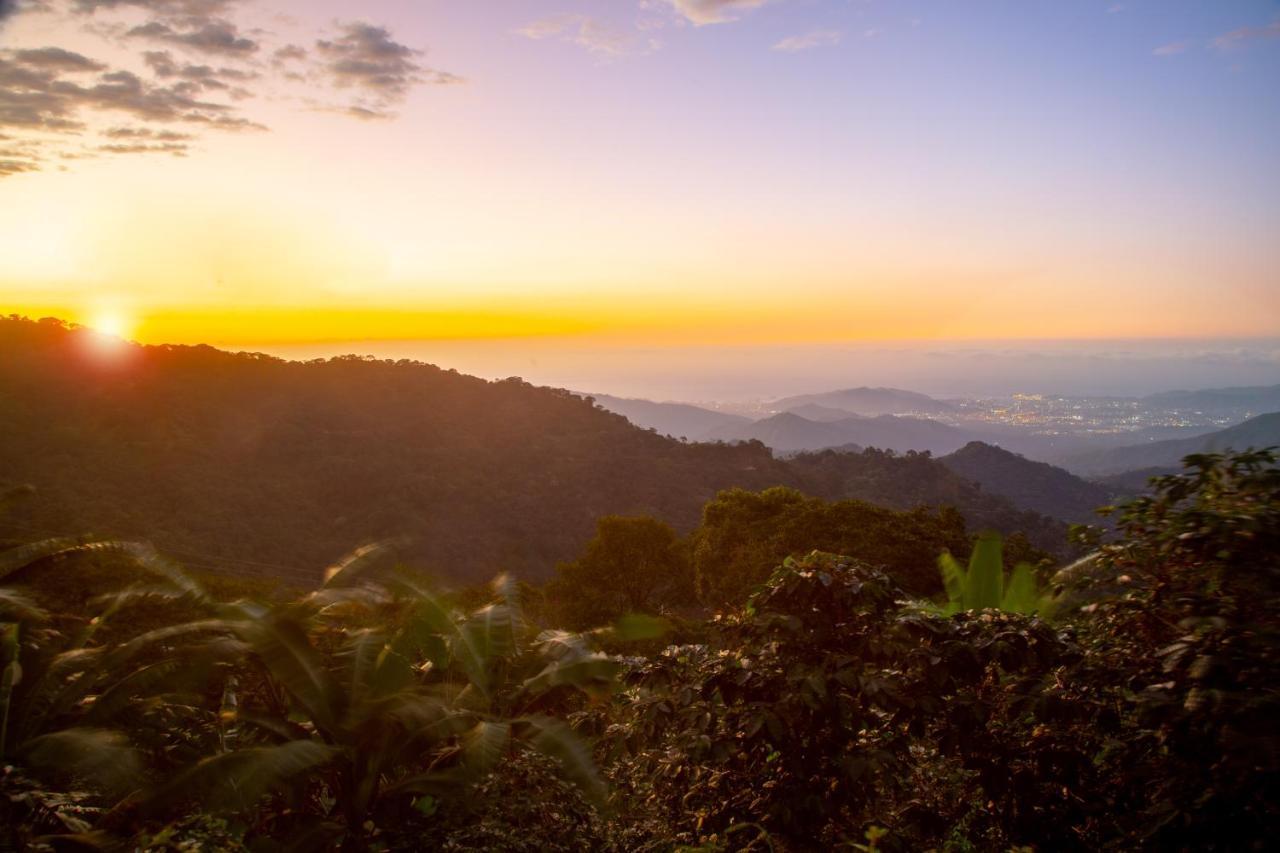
left=772, top=29, right=840, bottom=52
left=1212, top=18, right=1280, bottom=50
left=98, top=140, right=187, bottom=155
left=663, top=0, right=769, bottom=26
left=518, top=14, right=659, bottom=58
left=0, top=3, right=460, bottom=176
left=272, top=44, right=306, bottom=63
left=0, top=158, right=40, bottom=175
left=72, top=0, right=239, bottom=14
left=12, top=47, right=106, bottom=71
left=103, top=125, right=193, bottom=140
left=1107, top=4, right=1125, bottom=13
left=1152, top=41, right=1188, bottom=56
left=314, top=22, right=460, bottom=117
left=127, top=18, right=258, bottom=56
left=142, top=49, right=257, bottom=95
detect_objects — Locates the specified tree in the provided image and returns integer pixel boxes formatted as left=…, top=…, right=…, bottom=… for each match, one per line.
left=547, top=516, right=693, bottom=629
left=690, top=486, right=971, bottom=607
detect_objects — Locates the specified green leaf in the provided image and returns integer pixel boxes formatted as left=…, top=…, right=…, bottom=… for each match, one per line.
left=516, top=715, right=606, bottom=807
left=1001, top=562, right=1042, bottom=615
left=323, top=540, right=400, bottom=588
left=21, top=727, right=142, bottom=795
left=148, top=740, right=340, bottom=813
left=965, top=531, right=1004, bottom=610
left=461, top=720, right=510, bottom=776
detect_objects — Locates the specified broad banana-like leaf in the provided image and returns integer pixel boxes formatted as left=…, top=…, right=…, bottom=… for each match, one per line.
left=600, top=613, right=670, bottom=643
left=938, top=552, right=966, bottom=614
left=534, top=629, right=593, bottom=661
left=341, top=629, right=386, bottom=702
left=21, top=727, right=142, bottom=795
left=965, top=531, right=1004, bottom=610
left=322, top=539, right=401, bottom=589
left=0, top=536, right=96, bottom=582
left=521, top=654, right=621, bottom=698
left=1002, top=563, right=1042, bottom=615
left=465, top=604, right=516, bottom=661
left=82, top=658, right=185, bottom=726
left=0, top=589, right=47, bottom=622
left=490, top=573, right=520, bottom=609
left=461, top=719, right=510, bottom=776
left=516, top=715, right=606, bottom=806
left=236, top=613, right=339, bottom=734
left=147, top=739, right=340, bottom=813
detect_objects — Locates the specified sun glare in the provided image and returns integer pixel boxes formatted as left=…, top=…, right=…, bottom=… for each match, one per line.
left=88, top=310, right=135, bottom=340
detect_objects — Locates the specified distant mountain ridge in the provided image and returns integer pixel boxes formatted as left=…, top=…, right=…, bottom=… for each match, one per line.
left=707, top=411, right=976, bottom=455
left=585, top=393, right=749, bottom=440
left=1062, top=412, right=1280, bottom=475
left=771, top=386, right=955, bottom=416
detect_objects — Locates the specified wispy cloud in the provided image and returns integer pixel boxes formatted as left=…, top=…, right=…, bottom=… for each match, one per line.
left=1152, top=41, right=1189, bottom=56
left=772, top=29, right=840, bottom=53
left=663, top=0, right=769, bottom=26
left=518, top=14, right=658, bottom=58
left=126, top=18, right=258, bottom=57
left=314, top=22, right=460, bottom=118
left=1212, top=18, right=1280, bottom=51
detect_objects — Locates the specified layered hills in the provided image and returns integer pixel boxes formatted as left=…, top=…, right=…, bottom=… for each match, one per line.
left=0, top=316, right=1075, bottom=582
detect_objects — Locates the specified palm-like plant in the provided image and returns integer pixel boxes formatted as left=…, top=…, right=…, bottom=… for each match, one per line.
left=937, top=531, right=1054, bottom=616
left=125, top=547, right=625, bottom=850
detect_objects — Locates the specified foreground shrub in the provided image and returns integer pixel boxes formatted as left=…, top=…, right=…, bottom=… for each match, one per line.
left=595, top=552, right=1074, bottom=849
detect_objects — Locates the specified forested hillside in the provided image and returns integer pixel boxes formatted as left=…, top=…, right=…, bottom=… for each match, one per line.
left=0, top=317, right=1069, bottom=584
left=940, top=441, right=1119, bottom=524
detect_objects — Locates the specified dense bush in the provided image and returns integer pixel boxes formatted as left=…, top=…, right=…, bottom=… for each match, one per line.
left=690, top=486, right=973, bottom=604
left=1, top=449, right=1275, bottom=850
left=593, top=552, right=1075, bottom=849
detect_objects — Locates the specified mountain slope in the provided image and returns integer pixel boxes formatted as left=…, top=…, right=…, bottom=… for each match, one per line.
left=940, top=441, right=1117, bottom=524
left=0, top=317, right=795, bottom=583
left=708, top=411, right=975, bottom=455
left=0, top=317, right=1073, bottom=584
left=770, top=386, right=955, bottom=416
left=705, top=412, right=865, bottom=453
left=1062, top=412, right=1280, bottom=475
left=583, top=393, right=749, bottom=440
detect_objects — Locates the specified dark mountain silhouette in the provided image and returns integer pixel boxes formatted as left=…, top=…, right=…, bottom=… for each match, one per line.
left=785, top=447, right=1069, bottom=548
left=707, top=411, right=976, bottom=455
left=770, top=386, right=955, bottom=416
left=781, top=403, right=864, bottom=422
left=940, top=441, right=1117, bottom=524
left=0, top=316, right=1072, bottom=583
left=583, top=393, right=749, bottom=440
left=1062, top=412, right=1280, bottom=476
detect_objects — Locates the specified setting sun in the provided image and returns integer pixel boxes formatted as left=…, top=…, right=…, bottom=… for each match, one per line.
left=87, top=310, right=135, bottom=341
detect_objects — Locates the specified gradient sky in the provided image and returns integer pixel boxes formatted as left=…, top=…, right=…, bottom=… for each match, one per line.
left=1, top=0, right=1279, bottom=350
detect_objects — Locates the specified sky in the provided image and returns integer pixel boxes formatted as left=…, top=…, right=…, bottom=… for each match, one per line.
left=1, top=0, right=1279, bottom=397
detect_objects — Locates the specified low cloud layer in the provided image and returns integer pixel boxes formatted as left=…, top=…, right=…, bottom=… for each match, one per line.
left=0, top=0, right=462, bottom=175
